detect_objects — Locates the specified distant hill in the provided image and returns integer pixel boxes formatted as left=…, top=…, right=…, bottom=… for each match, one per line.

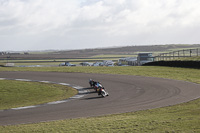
left=52, top=44, right=200, bottom=57
left=1, top=44, right=200, bottom=59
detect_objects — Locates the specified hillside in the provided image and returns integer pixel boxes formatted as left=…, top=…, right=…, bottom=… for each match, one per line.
left=1, top=44, right=200, bottom=59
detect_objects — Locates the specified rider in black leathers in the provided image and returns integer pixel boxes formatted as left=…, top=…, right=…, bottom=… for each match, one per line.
left=89, top=79, right=97, bottom=88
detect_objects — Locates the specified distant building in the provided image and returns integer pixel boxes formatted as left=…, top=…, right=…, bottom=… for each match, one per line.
left=118, top=53, right=154, bottom=66
left=118, top=57, right=137, bottom=66
left=137, top=53, right=154, bottom=65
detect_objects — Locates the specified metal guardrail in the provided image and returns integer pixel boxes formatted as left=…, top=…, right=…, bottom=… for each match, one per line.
left=155, top=48, right=200, bottom=61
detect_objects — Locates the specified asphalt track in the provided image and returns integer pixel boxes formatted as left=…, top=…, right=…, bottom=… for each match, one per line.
left=0, top=71, right=200, bottom=125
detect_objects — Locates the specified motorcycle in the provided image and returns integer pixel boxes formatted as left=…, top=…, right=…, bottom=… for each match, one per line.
left=94, top=82, right=102, bottom=92
left=99, top=87, right=109, bottom=97
left=89, top=79, right=109, bottom=97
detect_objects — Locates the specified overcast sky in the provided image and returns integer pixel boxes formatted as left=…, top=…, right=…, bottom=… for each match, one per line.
left=1, top=0, right=200, bottom=51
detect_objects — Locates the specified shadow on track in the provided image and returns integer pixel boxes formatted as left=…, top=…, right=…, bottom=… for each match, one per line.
left=84, top=96, right=102, bottom=100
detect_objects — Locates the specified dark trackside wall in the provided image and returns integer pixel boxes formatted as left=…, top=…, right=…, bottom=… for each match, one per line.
left=143, top=61, right=200, bottom=69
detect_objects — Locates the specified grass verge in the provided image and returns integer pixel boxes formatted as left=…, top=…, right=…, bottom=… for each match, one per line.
left=1, top=66, right=200, bottom=84
left=0, top=80, right=77, bottom=110
left=0, top=66, right=200, bottom=132
left=1, top=98, right=200, bottom=132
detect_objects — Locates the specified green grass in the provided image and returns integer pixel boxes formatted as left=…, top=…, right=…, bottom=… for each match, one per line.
left=1, top=66, right=200, bottom=84
left=1, top=98, right=200, bottom=132
left=91, top=54, right=137, bottom=58
left=0, top=80, right=77, bottom=110
left=14, top=62, right=61, bottom=66
left=0, top=66, right=200, bottom=132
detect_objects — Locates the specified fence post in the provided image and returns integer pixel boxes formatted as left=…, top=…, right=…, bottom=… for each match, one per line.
left=178, top=51, right=180, bottom=59
left=156, top=48, right=199, bottom=61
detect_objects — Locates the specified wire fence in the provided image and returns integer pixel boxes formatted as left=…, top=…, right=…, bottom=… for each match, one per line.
left=155, top=48, right=200, bottom=61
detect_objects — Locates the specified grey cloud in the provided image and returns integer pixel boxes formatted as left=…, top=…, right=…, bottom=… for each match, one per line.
left=1, top=0, right=200, bottom=51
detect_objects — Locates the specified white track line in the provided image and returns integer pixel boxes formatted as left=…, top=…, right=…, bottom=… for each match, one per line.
left=15, top=79, right=32, bottom=82
left=12, top=106, right=36, bottom=110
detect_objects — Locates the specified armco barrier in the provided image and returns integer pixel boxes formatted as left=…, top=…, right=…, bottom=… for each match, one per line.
left=143, top=61, right=200, bottom=69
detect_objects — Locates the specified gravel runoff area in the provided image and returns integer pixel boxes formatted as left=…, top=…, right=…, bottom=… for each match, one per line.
left=0, top=71, right=200, bottom=125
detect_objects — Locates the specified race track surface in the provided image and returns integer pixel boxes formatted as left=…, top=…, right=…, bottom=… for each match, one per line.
left=0, top=71, right=200, bottom=125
